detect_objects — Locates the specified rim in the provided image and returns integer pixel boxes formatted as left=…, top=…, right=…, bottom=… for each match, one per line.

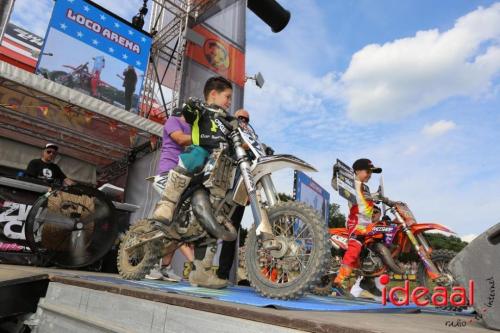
left=256, top=213, right=316, bottom=287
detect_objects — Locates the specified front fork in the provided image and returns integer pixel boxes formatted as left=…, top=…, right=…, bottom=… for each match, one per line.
left=231, top=133, right=273, bottom=237
left=393, top=211, right=441, bottom=280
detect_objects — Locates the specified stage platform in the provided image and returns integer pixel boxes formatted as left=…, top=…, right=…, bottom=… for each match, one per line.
left=0, top=264, right=492, bottom=333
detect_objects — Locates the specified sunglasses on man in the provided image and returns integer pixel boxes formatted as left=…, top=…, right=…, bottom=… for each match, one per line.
left=237, top=116, right=249, bottom=123
left=45, top=149, right=57, bottom=155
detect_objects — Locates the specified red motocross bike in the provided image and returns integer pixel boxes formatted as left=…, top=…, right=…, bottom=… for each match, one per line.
left=315, top=196, right=458, bottom=297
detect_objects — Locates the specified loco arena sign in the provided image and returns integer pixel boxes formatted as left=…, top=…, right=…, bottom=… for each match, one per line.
left=66, top=9, right=140, bottom=53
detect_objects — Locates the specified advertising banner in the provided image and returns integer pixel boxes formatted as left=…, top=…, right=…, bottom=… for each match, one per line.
left=185, top=24, right=245, bottom=87
left=36, top=0, right=152, bottom=112
left=0, top=23, right=44, bottom=72
left=179, top=0, right=246, bottom=112
left=294, top=171, right=330, bottom=225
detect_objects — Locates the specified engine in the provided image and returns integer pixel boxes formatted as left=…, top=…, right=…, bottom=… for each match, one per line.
left=360, top=249, right=384, bottom=275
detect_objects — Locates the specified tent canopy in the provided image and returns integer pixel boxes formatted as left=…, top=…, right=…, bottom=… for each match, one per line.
left=0, top=61, right=163, bottom=182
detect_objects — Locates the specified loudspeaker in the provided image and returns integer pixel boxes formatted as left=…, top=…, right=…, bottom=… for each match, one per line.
left=247, top=0, right=290, bottom=33
left=449, top=223, right=500, bottom=330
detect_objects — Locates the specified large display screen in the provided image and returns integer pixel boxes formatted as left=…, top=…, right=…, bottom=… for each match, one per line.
left=36, top=0, right=152, bottom=112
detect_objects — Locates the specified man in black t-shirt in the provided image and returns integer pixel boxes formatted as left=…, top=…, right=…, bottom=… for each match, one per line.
left=26, top=143, right=74, bottom=186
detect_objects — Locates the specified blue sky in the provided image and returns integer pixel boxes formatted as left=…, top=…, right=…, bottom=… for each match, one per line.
left=10, top=0, right=500, bottom=239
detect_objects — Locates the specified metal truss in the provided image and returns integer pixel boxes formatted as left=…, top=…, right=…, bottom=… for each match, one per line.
left=141, top=0, right=220, bottom=117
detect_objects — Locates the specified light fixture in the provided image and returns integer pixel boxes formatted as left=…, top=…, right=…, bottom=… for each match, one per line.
left=132, top=0, right=148, bottom=30
left=246, top=72, right=265, bottom=88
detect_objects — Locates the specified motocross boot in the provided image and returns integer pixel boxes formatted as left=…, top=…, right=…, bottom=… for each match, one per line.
left=152, top=168, right=191, bottom=224
left=332, top=265, right=355, bottom=299
left=189, top=245, right=228, bottom=289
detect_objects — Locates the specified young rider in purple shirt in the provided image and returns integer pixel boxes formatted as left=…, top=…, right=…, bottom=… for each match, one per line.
left=146, top=110, right=194, bottom=281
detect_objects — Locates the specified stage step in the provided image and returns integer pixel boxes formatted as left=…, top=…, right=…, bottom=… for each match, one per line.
left=29, top=282, right=302, bottom=333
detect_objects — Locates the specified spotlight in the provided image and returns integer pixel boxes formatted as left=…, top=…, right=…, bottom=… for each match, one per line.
left=247, top=0, right=290, bottom=33
left=132, top=0, right=148, bottom=30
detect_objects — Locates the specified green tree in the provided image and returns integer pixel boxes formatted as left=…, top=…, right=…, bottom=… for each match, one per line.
left=277, top=193, right=293, bottom=202
left=328, top=202, right=346, bottom=228
left=399, top=233, right=468, bottom=262
left=425, top=233, right=468, bottom=252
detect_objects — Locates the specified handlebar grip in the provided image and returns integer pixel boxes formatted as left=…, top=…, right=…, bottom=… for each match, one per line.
left=380, top=196, right=396, bottom=207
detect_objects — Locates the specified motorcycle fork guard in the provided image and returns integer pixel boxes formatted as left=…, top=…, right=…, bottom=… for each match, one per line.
left=405, top=227, right=441, bottom=279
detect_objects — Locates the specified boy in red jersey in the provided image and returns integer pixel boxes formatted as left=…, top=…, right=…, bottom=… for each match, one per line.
left=333, top=158, right=382, bottom=296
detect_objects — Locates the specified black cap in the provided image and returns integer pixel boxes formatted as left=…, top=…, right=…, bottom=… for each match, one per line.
left=352, top=158, right=382, bottom=173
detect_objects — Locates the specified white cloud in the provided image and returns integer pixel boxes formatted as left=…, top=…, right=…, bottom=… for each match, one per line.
left=341, top=3, right=500, bottom=122
left=422, top=120, right=457, bottom=137
left=461, top=234, right=477, bottom=243
left=10, top=0, right=53, bottom=36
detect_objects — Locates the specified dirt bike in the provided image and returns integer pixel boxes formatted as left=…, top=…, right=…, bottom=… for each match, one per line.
left=315, top=196, right=457, bottom=298
left=117, top=102, right=328, bottom=299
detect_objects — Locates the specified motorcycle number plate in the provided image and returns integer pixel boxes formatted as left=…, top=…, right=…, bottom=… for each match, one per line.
left=373, top=227, right=393, bottom=233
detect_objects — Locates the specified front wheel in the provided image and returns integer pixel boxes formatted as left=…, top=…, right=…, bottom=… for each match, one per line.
left=245, top=201, right=329, bottom=299
left=117, top=219, right=161, bottom=280
left=417, top=249, right=464, bottom=311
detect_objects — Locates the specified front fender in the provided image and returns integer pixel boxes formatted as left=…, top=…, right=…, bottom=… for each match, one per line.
left=232, top=154, right=317, bottom=206
left=411, top=223, right=455, bottom=235
left=252, top=154, right=317, bottom=183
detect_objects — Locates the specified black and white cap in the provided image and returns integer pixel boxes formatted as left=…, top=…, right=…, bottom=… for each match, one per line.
left=45, top=143, right=59, bottom=151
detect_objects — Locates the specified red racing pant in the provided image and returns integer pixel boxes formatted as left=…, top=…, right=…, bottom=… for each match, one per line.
left=341, top=218, right=368, bottom=269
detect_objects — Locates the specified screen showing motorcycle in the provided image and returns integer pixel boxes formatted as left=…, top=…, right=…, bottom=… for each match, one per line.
left=36, top=0, right=152, bottom=113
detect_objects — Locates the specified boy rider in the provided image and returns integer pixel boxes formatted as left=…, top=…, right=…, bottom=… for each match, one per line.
left=333, top=158, right=382, bottom=295
left=152, top=76, right=235, bottom=289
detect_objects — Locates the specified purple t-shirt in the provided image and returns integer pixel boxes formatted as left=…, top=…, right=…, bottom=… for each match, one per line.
left=157, top=116, right=191, bottom=174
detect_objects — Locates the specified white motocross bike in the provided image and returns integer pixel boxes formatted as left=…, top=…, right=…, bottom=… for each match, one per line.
left=117, top=103, right=328, bottom=299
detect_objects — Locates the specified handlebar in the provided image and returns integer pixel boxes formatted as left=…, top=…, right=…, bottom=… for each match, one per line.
left=378, top=196, right=397, bottom=207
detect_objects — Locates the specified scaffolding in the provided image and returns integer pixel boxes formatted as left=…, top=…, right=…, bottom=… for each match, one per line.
left=141, top=0, right=220, bottom=118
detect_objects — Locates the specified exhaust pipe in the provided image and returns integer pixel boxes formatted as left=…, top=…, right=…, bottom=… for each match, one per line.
left=191, top=189, right=237, bottom=242
left=373, top=243, right=405, bottom=275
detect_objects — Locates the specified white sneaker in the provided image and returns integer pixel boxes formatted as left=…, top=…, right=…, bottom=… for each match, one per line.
left=160, top=265, right=182, bottom=282
left=145, top=264, right=163, bottom=280
left=145, top=265, right=181, bottom=281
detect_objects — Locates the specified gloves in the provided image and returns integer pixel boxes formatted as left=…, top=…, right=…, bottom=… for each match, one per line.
left=185, top=97, right=203, bottom=110
left=265, top=146, right=274, bottom=156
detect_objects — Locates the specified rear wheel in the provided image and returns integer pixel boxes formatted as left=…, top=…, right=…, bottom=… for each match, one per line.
left=117, top=219, right=161, bottom=280
left=245, top=202, right=329, bottom=299
left=25, top=185, right=116, bottom=268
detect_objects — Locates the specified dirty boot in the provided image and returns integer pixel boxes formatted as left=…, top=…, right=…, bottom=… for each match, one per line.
left=189, top=245, right=228, bottom=289
left=152, top=168, right=191, bottom=224
left=332, top=265, right=355, bottom=299
left=189, top=261, right=228, bottom=289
